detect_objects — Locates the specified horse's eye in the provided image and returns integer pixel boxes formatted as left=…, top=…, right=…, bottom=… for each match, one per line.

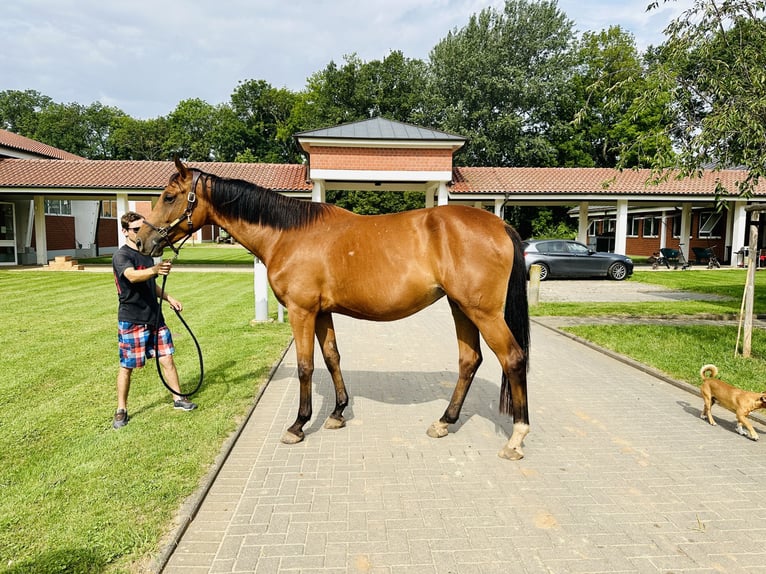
left=164, top=194, right=176, bottom=204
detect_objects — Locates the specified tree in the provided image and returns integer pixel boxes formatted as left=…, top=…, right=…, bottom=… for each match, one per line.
left=228, top=79, right=300, bottom=163
left=427, top=0, right=576, bottom=167
left=641, top=0, right=766, bottom=195
left=165, top=98, right=221, bottom=161
left=572, top=26, right=673, bottom=168
left=110, top=115, right=171, bottom=160
left=0, top=90, right=52, bottom=136
left=296, top=51, right=428, bottom=130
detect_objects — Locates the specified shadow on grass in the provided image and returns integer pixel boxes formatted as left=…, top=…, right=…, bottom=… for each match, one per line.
left=3, top=548, right=106, bottom=574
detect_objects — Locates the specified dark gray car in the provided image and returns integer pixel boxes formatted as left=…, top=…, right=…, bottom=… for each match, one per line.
left=522, top=239, right=633, bottom=281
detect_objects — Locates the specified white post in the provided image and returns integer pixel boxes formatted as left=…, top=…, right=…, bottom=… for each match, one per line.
left=577, top=202, right=589, bottom=245
left=680, top=203, right=692, bottom=261
left=730, top=200, right=748, bottom=267
left=115, top=193, right=130, bottom=247
left=33, top=195, right=47, bottom=265
left=614, top=200, right=628, bottom=255
left=494, top=198, right=504, bottom=218
left=252, top=258, right=269, bottom=323
left=437, top=181, right=449, bottom=206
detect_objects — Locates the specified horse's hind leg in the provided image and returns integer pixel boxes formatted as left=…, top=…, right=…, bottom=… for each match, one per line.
left=476, top=316, right=529, bottom=460
left=427, top=301, right=482, bottom=439
left=315, top=312, right=348, bottom=430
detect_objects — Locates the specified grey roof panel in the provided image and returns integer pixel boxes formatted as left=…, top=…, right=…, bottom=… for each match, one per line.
left=296, top=117, right=465, bottom=142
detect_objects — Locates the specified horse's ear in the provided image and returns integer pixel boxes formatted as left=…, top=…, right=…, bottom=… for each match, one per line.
left=174, top=156, right=188, bottom=178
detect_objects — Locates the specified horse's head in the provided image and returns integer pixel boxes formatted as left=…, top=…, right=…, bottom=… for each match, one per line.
left=136, top=158, right=208, bottom=257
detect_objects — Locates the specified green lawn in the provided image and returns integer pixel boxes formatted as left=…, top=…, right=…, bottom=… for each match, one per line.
left=550, top=269, right=766, bottom=393
left=2, top=263, right=765, bottom=572
left=79, top=243, right=256, bottom=266
left=0, top=268, right=292, bottom=573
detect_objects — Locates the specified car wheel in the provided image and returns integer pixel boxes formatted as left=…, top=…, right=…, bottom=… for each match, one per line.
left=536, top=263, right=550, bottom=281
left=608, top=262, right=628, bottom=281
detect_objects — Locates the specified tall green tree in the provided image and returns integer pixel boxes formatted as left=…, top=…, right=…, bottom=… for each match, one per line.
left=110, top=115, right=170, bottom=160
left=0, top=89, right=52, bottom=136
left=228, top=79, right=300, bottom=163
left=572, top=26, right=672, bottom=167
left=640, top=0, right=766, bottom=195
left=296, top=51, right=428, bottom=130
left=165, top=98, right=221, bottom=161
left=427, top=0, right=576, bottom=167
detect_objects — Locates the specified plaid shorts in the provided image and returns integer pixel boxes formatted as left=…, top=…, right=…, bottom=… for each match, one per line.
left=118, top=321, right=174, bottom=369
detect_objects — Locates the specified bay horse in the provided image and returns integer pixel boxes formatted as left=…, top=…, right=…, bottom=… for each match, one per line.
left=136, top=159, right=531, bottom=460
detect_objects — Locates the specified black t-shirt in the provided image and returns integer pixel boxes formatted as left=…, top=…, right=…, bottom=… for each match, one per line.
left=112, top=245, right=163, bottom=325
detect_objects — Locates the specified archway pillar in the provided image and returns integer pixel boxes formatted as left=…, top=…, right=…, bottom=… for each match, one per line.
left=437, top=181, right=449, bottom=206
left=730, top=200, right=748, bottom=267
left=33, top=195, right=47, bottom=265
left=577, top=202, right=589, bottom=245
left=614, top=200, right=628, bottom=255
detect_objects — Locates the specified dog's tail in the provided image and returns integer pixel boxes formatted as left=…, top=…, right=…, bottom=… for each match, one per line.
left=700, top=364, right=718, bottom=380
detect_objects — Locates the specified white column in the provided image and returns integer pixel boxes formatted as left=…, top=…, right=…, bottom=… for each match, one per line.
left=614, top=200, right=628, bottom=255
left=730, top=200, right=748, bottom=267
left=660, top=211, right=668, bottom=249
left=311, top=180, right=325, bottom=203
left=33, top=196, right=47, bottom=265
left=437, top=182, right=449, bottom=206
left=577, top=202, right=589, bottom=245
left=680, top=203, right=692, bottom=260
left=494, top=198, right=504, bottom=218
left=252, top=258, right=269, bottom=323
left=115, top=193, right=130, bottom=247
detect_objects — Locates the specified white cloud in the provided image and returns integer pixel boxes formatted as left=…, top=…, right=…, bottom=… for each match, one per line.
left=2, top=0, right=693, bottom=119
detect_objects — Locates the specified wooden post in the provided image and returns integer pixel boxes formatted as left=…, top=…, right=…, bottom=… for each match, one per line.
left=742, top=211, right=759, bottom=357
left=528, top=264, right=541, bottom=306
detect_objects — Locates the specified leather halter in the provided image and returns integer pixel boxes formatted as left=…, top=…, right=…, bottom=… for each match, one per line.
left=144, top=170, right=202, bottom=254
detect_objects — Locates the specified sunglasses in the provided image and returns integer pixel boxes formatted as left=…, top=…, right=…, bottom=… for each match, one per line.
left=127, top=225, right=143, bottom=232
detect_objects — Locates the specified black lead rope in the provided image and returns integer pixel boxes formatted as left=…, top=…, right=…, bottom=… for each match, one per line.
left=153, top=262, right=204, bottom=398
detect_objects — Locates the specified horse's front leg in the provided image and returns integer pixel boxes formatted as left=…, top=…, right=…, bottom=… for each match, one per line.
left=281, top=309, right=317, bottom=444
left=427, top=302, right=482, bottom=439
left=315, top=312, right=348, bottom=430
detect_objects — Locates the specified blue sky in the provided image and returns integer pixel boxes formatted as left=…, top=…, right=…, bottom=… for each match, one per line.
left=2, top=0, right=693, bottom=120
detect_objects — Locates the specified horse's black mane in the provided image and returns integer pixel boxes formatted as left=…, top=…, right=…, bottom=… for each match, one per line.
left=194, top=170, right=330, bottom=230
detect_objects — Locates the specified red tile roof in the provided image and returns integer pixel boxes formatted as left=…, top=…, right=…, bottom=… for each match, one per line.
left=0, top=159, right=312, bottom=192
left=450, top=166, right=763, bottom=196
left=0, top=158, right=762, bottom=198
left=0, top=129, right=85, bottom=160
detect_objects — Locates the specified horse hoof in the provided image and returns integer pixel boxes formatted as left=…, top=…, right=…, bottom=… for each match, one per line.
left=280, top=431, right=304, bottom=444
left=324, top=416, right=346, bottom=430
left=426, top=421, right=449, bottom=438
left=498, top=445, right=524, bottom=461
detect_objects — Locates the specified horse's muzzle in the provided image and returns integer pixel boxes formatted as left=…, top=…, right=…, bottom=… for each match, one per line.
left=135, top=235, right=165, bottom=258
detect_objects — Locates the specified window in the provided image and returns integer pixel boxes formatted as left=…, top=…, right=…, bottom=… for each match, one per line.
left=101, top=200, right=118, bottom=218
left=699, top=211, right=722, bottom=239
left=672, top=214, right=681, bottom=238
left=628, top=216, right=639, bottom=238
left=643, top=216, right=660, bottom=238
left=44, top=199, right=71, bottom=215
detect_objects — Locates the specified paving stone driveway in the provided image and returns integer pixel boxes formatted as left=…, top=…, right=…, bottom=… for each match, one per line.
left=160, top=281, right=766, bottom=574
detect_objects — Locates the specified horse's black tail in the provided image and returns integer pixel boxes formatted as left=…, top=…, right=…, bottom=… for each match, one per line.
left=499, top=225, right=530, bottom=417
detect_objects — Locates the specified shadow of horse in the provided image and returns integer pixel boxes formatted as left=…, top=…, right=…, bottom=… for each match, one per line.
left=296, top=367, right=516, bottom=441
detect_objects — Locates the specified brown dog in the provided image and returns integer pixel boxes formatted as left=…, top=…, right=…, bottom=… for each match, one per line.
left=700, top=364, right=766, bottom=441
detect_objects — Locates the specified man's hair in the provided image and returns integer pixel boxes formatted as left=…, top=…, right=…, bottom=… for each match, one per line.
left=120, top=211, right=143, bottom=230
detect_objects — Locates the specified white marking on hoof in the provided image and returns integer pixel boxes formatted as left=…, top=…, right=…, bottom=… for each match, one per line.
left=498, top=444, right=524, bottom=460
left=324, top=416, right=346, bottom=430
left=280, top=431, right=304, bottom=444
left=426, top=420, right=449, bottom=438
left=498, top=422, right=529, bottom=461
